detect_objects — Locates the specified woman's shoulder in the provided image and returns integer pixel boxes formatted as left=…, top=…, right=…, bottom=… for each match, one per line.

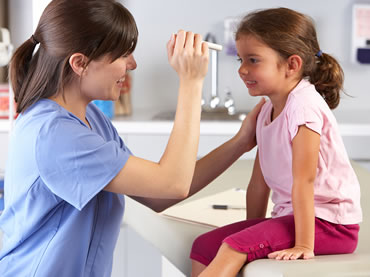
left=15, top=99, right=68, bottom=133
left=14, top=99, right=90, bottom=145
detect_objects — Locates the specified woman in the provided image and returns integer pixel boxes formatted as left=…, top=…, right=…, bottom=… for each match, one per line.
left=0, top=0, right=263, bottom=276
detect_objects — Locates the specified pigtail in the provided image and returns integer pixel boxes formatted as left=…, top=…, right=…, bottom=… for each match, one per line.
left=309, top=52, right=344, bottom=109
left=9, top=38, right=39, bottom=113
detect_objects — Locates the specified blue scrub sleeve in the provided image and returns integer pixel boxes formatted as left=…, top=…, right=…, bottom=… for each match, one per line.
left=35, top=117, right=130, bottom=210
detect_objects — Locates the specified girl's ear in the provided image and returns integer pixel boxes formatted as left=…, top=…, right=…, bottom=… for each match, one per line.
left=286, top=54, right=302, bottom=77
left=69, top=53, right=88, bottom=76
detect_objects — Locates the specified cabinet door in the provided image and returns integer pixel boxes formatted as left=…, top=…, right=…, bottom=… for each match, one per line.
left=122, top=133, right=256, bottom=161
left=198, top=135, right=256, bottom=159
left=123, top=134, right=168, bottom=162
left=111, top=224, right=163, bottom=277
left=342, top=136, right=370, bottom=160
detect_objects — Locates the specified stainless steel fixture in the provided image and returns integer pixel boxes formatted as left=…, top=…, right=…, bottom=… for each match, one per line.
left=202, top=33, right=240, bottom=117
left=204, top=33, right=220, bottom=109
left=223, top=88, right=236, bottom=115
left=152, top=109, right=247, bottom=121
left=152, top=33, right=248, bottom=122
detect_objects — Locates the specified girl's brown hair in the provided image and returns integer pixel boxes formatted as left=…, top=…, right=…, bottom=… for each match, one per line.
left=10, top=0, right=138, bottom=113
left=236, top=8, right=343, bottom=109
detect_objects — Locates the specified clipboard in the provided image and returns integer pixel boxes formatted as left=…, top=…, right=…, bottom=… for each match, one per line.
left=160, top=188, right=246, bottom=228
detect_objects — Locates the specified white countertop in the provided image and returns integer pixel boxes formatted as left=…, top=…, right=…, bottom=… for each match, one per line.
left=1, top=108, right=370, bottom=136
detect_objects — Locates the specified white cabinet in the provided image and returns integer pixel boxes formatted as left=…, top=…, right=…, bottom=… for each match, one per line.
left=124, top=134, right=167, bottom=162
left=111, top=224, right=161, bottom=277
left=115, top=119, right=370, bottom=169
left=112, top=223, right=185, bottom=277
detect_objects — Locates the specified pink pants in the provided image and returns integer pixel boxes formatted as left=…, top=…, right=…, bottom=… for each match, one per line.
left=190, top=215, right=359, bottom=265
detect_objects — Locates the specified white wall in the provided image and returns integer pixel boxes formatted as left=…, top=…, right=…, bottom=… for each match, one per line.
left=8, top=0, right=33, bottom=49
left=125, top=0, right=370, bottom=114
left=8, top=0, right=370, bottom=114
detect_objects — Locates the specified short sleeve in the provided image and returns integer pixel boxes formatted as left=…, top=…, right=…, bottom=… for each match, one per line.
left=287, top=99, right=323, bottom=141
left=35, top=117, right=130, bottom=210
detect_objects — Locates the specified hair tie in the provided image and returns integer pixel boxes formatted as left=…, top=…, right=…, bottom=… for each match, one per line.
left=315, top=50, right=323, bottom=57
left=30, top=34, right=39, bottom=45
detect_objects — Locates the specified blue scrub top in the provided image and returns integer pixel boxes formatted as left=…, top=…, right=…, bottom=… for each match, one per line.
left=0, top=99, right=131, bottom=277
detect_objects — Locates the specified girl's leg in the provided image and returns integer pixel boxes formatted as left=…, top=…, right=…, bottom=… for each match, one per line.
left=190, top=218, right=268, bottom=276
left=198, top=243, right=247, bottom=277
left=192, top=215, right=359, bottom=277
left=191, top=260, right=206, bottom=277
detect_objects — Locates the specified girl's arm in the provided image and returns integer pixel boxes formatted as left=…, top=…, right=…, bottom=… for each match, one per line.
left=246, top=152, right=270, bottom=219
left=104, top=30, right=208, bottom=199
left=128, top=98, right=265, bottom=212
left=268, top=125, right=320, bottom=260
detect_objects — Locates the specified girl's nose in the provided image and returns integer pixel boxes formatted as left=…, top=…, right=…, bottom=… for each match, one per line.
left=238, top=65, right=248, bottom=77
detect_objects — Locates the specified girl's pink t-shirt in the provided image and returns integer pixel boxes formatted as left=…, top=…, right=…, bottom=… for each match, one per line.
left=256, top=79, right=362, bottom=224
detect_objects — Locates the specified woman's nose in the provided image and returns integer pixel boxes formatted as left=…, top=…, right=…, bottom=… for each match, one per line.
left=127, top=54, right=137, bottom=70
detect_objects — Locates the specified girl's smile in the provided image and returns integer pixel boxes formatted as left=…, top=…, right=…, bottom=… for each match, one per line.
left=245, top=80, right=257, bottom=89
left=236, top=35, right=288, bottom=98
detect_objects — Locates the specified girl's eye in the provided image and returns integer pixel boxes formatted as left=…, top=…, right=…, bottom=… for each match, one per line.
left=236, top=57, right=242, bottom=63
left=249, top=58, right=258, bottom=64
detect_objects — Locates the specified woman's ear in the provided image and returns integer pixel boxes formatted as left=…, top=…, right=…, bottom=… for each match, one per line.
left=286, top=54, right=302, bottom=77
left=69, top=53, right=88, bottom=76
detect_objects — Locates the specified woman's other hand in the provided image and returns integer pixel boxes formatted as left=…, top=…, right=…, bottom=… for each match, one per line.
left=167, top=30, right=209, bottom=82
left=235, top=98, right=265, bottom=152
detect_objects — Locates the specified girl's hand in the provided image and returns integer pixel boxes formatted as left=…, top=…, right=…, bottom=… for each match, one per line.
left=267, top=246, right=314, bottom=260
left=235, top=98, right=265, bottom=152
left=166, top=30, right=209, bottom=82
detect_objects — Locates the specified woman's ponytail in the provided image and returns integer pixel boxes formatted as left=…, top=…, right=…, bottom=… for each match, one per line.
left=309, top=52, right=344, bottom=109
left=9, top=38, right=39, bottom=113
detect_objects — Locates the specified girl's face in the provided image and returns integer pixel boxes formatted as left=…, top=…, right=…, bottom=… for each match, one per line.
left=80, top=53, right=137, bottom=102
left=236, top=35, right=288, bottom=98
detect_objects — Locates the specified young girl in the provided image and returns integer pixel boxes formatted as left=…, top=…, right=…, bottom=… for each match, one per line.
left=190, top=8, right=362, bottom=277
left=0, top=0, right=266, bottom=276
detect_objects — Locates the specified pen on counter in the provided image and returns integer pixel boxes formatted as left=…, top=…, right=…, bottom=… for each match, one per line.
left=204, top=41, right=223, bottom=51
left=212, top=204, right=246, bottom=210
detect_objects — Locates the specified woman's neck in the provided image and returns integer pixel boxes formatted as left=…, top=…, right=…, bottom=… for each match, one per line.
left=49, top=87, right=91, bottom=128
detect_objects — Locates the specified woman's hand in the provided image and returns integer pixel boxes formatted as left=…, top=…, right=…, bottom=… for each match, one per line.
left=234, top=98, right=265, bottom=153
left=268, top=246, right=314, bottom=260
left=166, top=30, right=209, bottom=82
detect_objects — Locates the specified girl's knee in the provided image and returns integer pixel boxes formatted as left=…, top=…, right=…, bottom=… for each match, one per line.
left=218, top=242, right=247, bottom=262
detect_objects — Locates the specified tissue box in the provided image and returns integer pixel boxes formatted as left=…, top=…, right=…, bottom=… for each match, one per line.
left=0, top=83, right=17, bottom=119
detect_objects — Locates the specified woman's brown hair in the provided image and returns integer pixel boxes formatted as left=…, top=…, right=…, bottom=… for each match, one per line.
left=236, top=8, right=343, bottom=109
left=10, top=0, right=138, bottom=113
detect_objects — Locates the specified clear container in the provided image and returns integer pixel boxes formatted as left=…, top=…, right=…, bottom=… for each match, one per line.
left=93, top=100, right=115, bottom=119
